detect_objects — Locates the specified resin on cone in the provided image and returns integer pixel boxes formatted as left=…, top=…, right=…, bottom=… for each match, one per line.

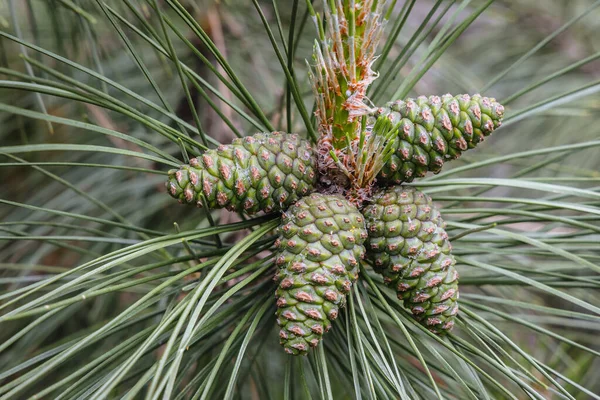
left=363, top=186, right=458, bottom=334
left=167, top=132, right=317, bottom=214
left=274, top=193, right=367, bottom=355
left=371, top=94, right=504, bottom=184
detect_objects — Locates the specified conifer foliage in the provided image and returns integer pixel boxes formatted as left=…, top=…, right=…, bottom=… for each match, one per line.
left=166, top=0, right=504, bottom=355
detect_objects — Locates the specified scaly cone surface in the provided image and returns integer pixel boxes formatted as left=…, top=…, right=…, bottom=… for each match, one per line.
left=307, top=0, right=388, bottom=189
left=166, top=132, right=317, bottom=214
left=274, top=193, right=367, bottom=355
left=370, top=94, right=505, bottom=184
left=363, top=186, right=459, bottom=334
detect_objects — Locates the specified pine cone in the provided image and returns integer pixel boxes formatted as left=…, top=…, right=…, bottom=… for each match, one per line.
left=371, top=94, right=504, bottom=184
left=166, top=132, right=317, bottom=214
left=274, top=193, right=367, bottom=355
left=363, top=186, right=459, bottom=334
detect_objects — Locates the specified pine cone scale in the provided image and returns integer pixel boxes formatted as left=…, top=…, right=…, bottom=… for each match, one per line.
left=372, top=94, right=504, bottom=184
left=275, top=193, right=367, bottom=355
left=364, top=186, right=459, bottom=334
left=166, top=132, right=317, bottom=214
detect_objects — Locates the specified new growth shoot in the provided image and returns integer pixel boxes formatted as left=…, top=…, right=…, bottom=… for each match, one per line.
left=307, top=0, right=394, bottom=202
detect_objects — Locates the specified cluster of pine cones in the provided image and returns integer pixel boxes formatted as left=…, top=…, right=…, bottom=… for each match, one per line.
left=167, top=94, right=504, bottom=355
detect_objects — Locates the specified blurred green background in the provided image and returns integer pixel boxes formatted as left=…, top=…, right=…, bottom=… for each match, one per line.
left=1, top=1, right=599, bottom=398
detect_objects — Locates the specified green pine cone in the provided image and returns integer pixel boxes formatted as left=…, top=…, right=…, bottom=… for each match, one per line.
left=274, top=193, right=367, bottom=355
left=363, top=186, right=459, bottom=334
left=371, top=94, right=504, bottom=184
left=166, top=132, right=317, bottom=214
